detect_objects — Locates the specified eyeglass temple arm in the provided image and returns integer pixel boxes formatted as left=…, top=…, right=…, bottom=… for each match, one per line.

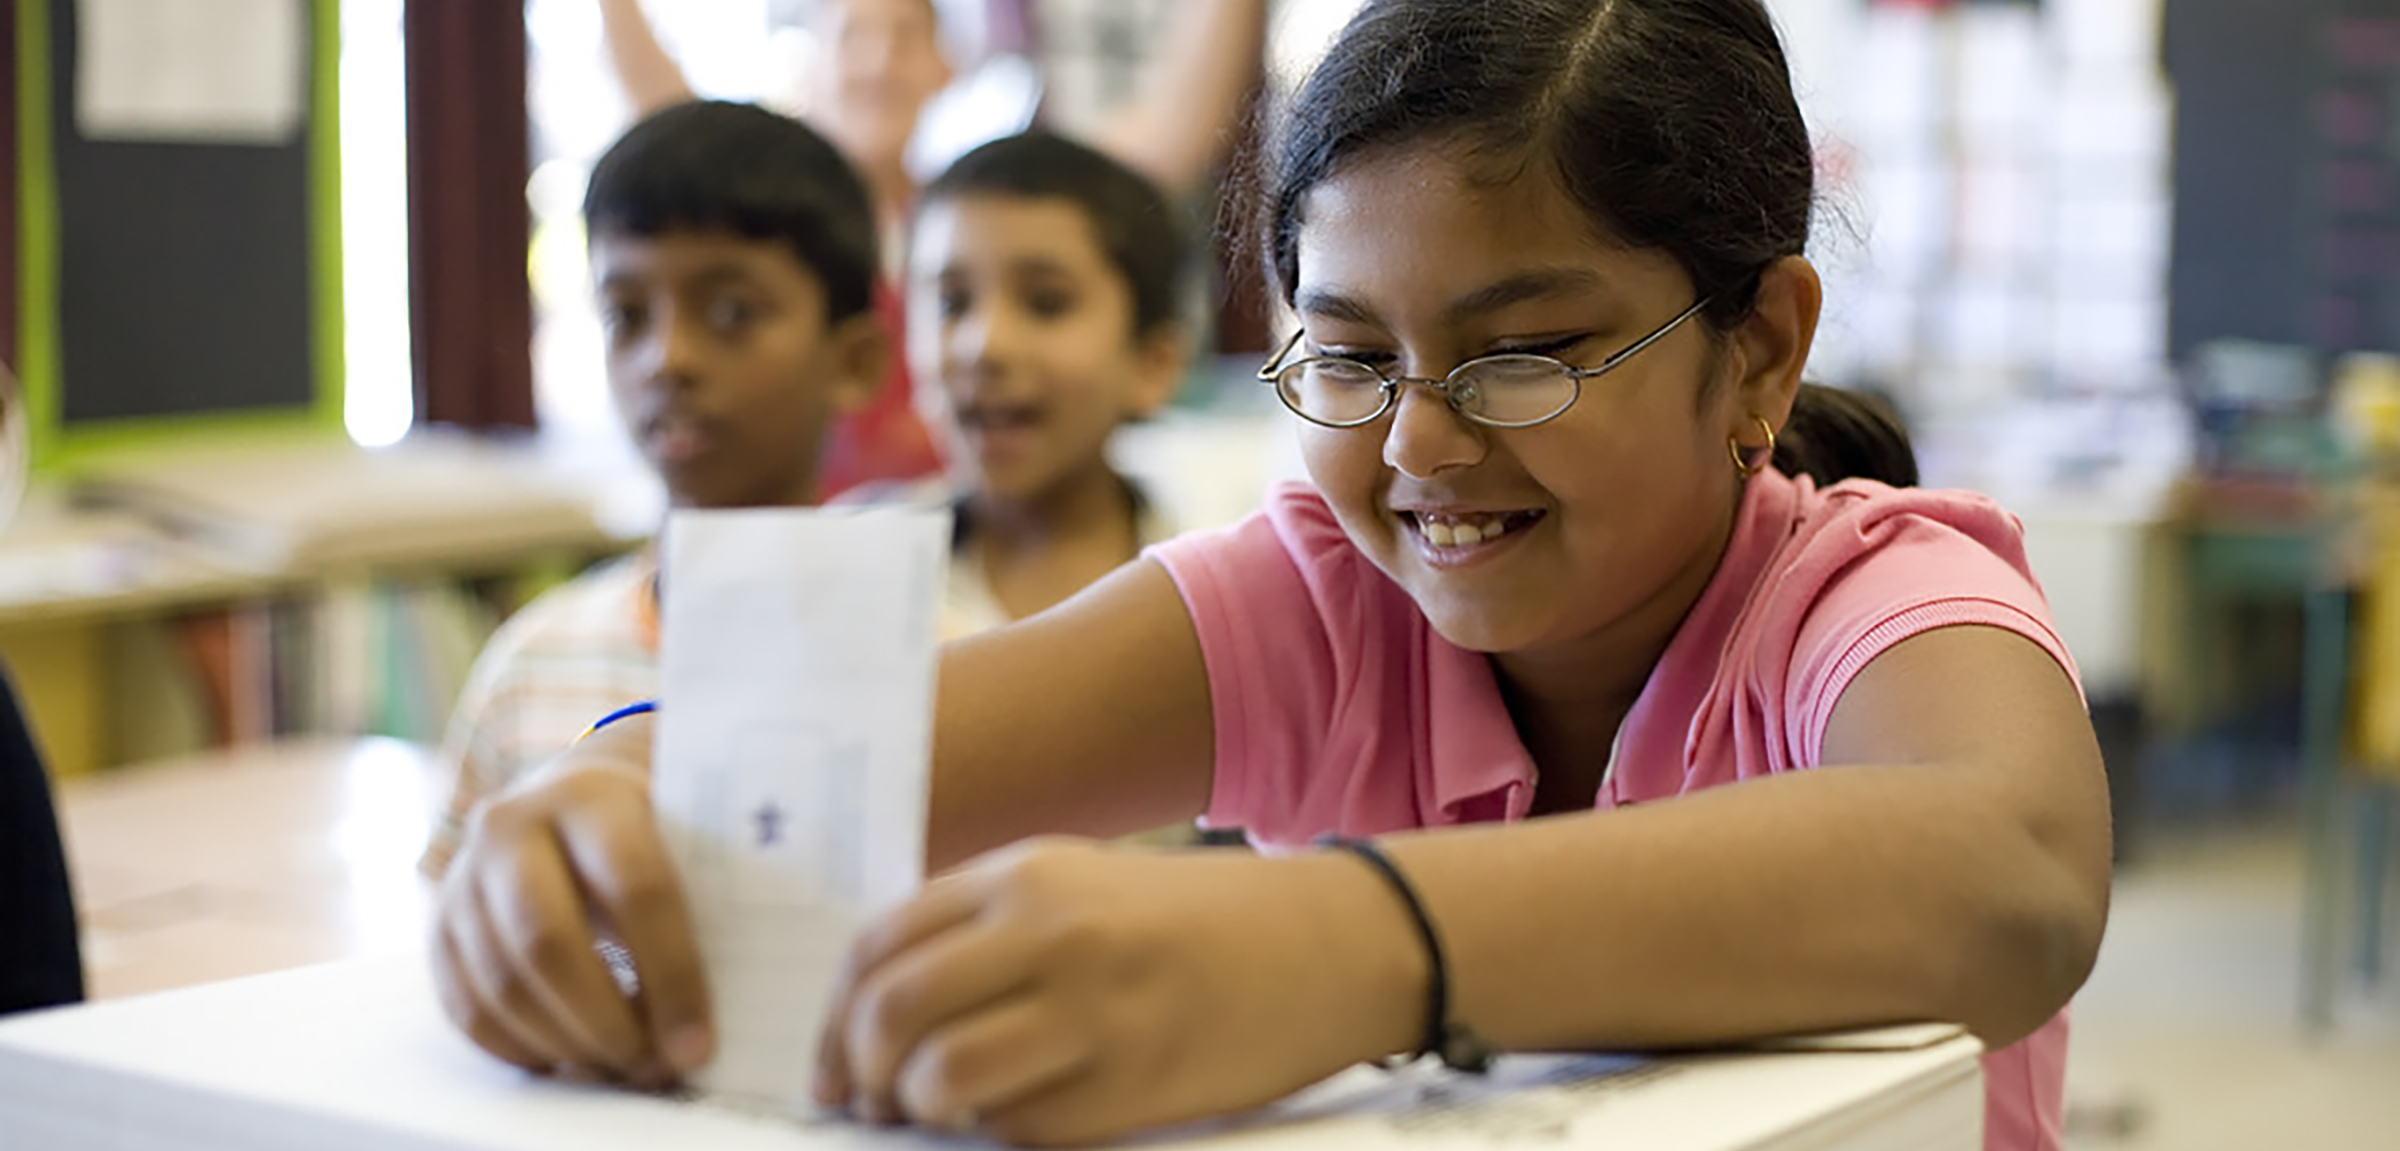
left=1568, top=296, right=1715, bottom=379
left=1257, top=329, right=1308, bottom=382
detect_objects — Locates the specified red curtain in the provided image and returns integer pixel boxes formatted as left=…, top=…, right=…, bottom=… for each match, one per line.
left=404, top=0, right=535, bottom=431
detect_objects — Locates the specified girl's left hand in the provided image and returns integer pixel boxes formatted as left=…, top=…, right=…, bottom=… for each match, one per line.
left=812, top=837, right=1426, bottom=1147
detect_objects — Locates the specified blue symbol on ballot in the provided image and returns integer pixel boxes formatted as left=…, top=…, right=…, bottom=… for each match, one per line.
left=754, top=801, right=786, bottom=847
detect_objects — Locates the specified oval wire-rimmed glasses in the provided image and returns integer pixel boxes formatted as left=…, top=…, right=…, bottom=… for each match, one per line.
left=1257, top=296, right=1715, bottom=430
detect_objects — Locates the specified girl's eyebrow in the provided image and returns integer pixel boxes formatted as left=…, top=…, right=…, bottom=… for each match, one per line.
left=1438, top=267, right=1609, bottom=322
left=1293, top=266, right=1613, bottom=329
left=1292, top=287, right=1381, bottom=328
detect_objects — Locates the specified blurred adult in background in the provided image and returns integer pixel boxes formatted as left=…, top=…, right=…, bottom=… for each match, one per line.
left=600, top=0, right=1267, bottom=227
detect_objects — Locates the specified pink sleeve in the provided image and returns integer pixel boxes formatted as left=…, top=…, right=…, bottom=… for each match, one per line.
left=1784, top=488, right=2082, bottom=763
left=1144, top=485, right=1414, bottom=841
left=1145, top=490, right=1327, bottom=833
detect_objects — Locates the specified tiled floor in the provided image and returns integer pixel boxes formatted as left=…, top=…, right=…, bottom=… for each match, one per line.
left=2065, top=823, right=2400, bottom=1150
left=48, top=741, right=2400, bottom=1147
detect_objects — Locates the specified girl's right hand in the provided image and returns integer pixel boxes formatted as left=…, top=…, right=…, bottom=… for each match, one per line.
left=429, top=713, right=717, bottom=1087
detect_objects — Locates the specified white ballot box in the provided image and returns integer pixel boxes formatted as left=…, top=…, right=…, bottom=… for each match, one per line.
left=0, top=956, right=1983, bottom=1151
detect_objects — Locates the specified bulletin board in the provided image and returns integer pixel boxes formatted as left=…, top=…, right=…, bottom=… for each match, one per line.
left=14, top=0, right=343, bottom=471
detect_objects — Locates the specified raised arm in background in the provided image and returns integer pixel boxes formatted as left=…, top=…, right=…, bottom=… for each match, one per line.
left=597, top=0, right=700, bottom=117
left=1087, top=0, right=1271, bottom=193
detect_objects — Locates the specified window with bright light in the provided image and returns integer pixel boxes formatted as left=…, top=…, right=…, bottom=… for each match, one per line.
left=339, top=0, right=412, bottom=447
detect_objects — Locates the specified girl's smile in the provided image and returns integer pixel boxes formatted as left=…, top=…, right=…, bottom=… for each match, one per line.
left=1392, top=504, right=1550, bottom=566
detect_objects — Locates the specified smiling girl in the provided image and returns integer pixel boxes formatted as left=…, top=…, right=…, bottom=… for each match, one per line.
left=430, top=4, right=2110, bottom=1149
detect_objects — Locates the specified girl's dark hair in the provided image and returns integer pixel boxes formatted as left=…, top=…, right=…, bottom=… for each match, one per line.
left=1258, top=0, right=1914, bottom=487
left=585, top=101, right=878, bottom=323
left=1776, top=385, right=1918, bottom=488
left=921, top=132, right=1190, bottom=337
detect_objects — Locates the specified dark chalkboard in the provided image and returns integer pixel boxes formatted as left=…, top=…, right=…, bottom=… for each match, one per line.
left=16, top=0, right=341, bottom=467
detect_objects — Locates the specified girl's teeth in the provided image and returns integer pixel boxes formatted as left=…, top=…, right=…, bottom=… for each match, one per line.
left=1419, top=516, right=1513, bottom=547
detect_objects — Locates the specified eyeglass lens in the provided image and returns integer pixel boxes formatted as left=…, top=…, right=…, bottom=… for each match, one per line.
left=1274, top=354, right=1578, bottom=426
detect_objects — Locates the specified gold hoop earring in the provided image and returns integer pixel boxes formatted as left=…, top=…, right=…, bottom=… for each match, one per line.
left=1728, top=415, right=1776, bottom=479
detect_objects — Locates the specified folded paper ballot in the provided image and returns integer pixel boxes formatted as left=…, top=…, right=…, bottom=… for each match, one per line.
left=651, top=506, right=949, bottom=1111
left=0, top=956, right=1982, bottom=1151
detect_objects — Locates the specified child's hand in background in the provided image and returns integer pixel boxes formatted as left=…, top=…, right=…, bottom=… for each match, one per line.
left=814, top=837, right=1428, bottom=1146
left=429, top=715, right=715, bottom=1088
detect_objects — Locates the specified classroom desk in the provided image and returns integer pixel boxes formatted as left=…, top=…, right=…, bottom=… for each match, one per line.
left=0, top=437, right=638, bottom=775
left=55, top=737, right=441, bottom=1001
left=0, top=494, right=286, bottom=629
left=0, top=434, right=633, bottom=628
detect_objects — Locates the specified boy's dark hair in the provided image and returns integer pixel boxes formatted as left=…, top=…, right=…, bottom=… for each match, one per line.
left=1255, top=0, right=1915, bottom=487
left=584, top=101, right=879, bottom=323
left=922, top=131, right=1190, bottom=337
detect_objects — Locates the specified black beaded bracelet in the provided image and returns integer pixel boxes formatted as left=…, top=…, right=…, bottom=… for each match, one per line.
left=1319, top=835, right=1494, bottom=1074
